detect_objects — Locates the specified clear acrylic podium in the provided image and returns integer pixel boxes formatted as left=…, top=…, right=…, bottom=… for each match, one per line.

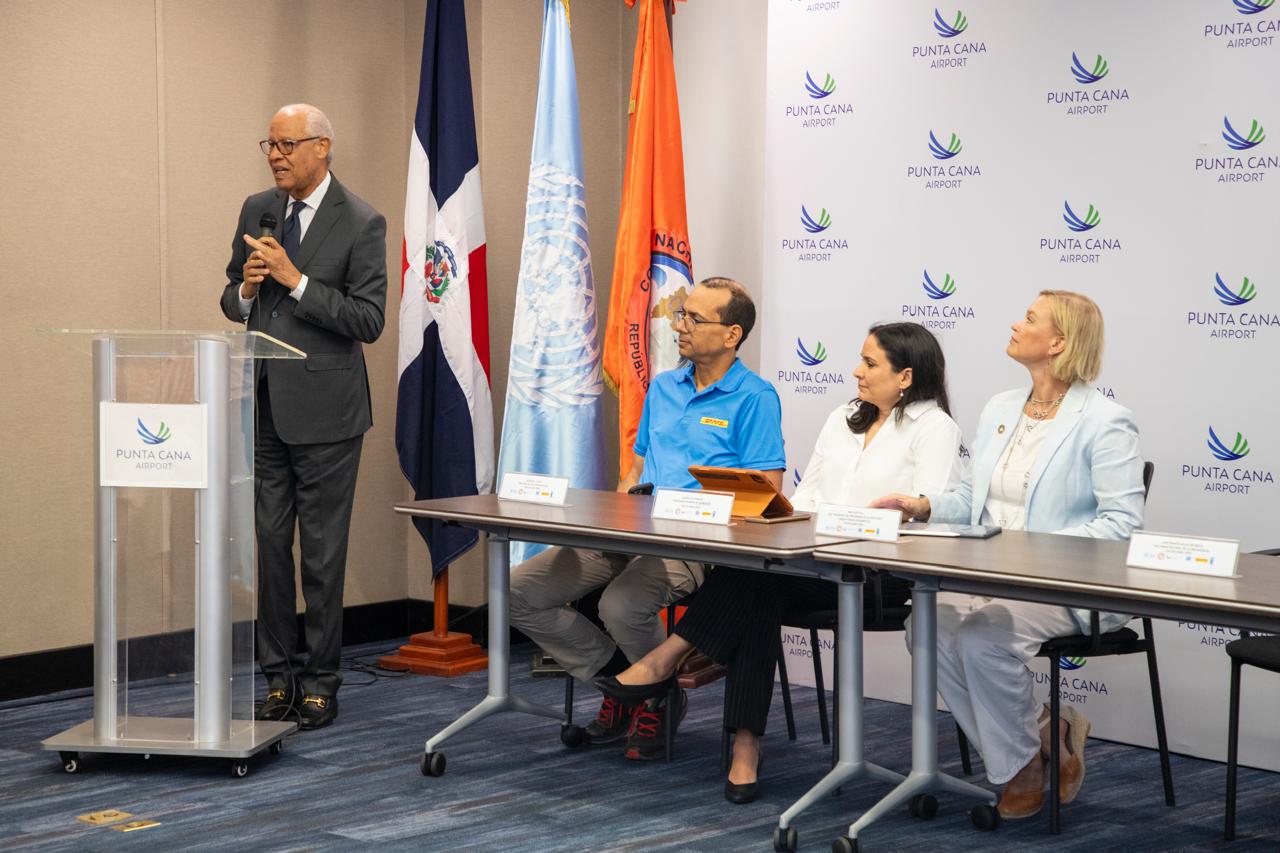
left=38, top=329, right=304, bottom=776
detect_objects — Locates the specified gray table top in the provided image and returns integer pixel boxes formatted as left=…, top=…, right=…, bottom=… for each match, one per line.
left=396, top=490, right=856, bottom=562
left=815, top=531, right=1280, bottom=629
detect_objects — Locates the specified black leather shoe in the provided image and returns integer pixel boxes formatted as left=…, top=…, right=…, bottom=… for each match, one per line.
left=592, top=674, right=677, bottom=705
left=298, top=694, right=338, bottom=730
left=724, top=779, right=759, bottom=804
left=256, top=683, right=299, bottom=721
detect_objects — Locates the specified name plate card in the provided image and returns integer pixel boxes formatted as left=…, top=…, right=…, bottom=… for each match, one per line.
left=815, top=504, right=901, bottom=542
left=651, top=488, right=734, bottom=525
left=1126, top=531, right=1240, bottom=578
left=498, top=472, right=569, bottom=506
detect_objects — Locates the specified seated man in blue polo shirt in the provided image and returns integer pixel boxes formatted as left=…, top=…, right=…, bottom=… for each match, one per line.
left=509, top=277, right=786, bottom=760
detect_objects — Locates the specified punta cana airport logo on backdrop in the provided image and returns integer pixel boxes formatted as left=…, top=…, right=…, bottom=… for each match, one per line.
left=1040, top=200, right=1121, bottom=264
left=901, top=269, right=975, bottom=330
left=1187, top=271, right=1277, bottom=340
left=1046, top=51, right=1130, bottom=116
left=784, top=71, right=854, bottom=129
left=784, top=205, right=848, bottom=263
left=1204, top=0, right=1277, bottom=49
left=1182, top=427, right=1273, bottom=495
left=907, top=130, right=982, bottom=190
left=1196, top=116, right=1278, bottom=183
left=779, top=337, right=846, bottom=396
left=912, top=8, right=987, bottom=70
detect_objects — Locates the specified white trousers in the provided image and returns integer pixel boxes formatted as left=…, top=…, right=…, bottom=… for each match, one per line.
left=906, top=593, right=1079, bottom=784
left=508, top=547, right=704, bottom=681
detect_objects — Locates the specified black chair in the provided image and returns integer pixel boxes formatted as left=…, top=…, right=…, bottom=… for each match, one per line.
left=955, top=460, right=1173, bottom=834
left=1223, top=547, right=1280, bottom=842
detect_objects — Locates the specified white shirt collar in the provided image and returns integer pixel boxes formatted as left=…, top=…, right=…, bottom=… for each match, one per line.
left=289, top=170, right=331, bottom=211
left=901, top=398, right=940, bottom=421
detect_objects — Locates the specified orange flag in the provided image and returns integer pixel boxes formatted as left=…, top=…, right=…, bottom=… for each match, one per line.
left=603, top=0, right=693, bottom=479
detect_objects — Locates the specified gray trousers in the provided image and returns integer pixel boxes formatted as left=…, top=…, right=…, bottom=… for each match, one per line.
left=509, top=547, right=705, bottom=681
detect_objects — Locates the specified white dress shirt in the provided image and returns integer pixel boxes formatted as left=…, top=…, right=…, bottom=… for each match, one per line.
left=238, top=170, right=332, bottom=318
left=791, top=398, right=966, bottom=512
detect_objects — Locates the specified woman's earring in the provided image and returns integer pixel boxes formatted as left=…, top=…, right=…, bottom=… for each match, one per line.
left=899, top=389, right=904, bottom=398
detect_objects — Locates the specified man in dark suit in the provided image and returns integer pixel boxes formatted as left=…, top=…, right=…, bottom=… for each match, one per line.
left=219, top=103, right=386, bottom=730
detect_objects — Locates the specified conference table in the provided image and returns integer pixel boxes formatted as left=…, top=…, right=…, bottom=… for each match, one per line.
left=395, top=489, right=908, bottom=833
left=812, top=531, right=1280, bottom=850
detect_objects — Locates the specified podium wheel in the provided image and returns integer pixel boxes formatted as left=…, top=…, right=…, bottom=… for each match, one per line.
left=269, top=741, right=284, bottom=755
left=231, top=760, right=249, bottom=778
left=60, top=752, right=80, bottom=774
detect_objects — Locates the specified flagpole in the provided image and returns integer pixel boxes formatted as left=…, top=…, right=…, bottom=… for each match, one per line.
left=433, top=569, right=450, bottom=639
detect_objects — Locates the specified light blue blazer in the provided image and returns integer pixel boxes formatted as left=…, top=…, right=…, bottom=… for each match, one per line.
left=927, top=382, right=1145, bottom=633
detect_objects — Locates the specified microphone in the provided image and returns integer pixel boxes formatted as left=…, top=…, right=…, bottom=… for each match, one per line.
left=258, top=212, right=278, bottom=240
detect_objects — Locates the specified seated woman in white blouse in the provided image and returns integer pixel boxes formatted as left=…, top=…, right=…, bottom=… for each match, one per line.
left=594, top=323, right=965, bottom=803
left=873, top=290, right=1144, bottom=820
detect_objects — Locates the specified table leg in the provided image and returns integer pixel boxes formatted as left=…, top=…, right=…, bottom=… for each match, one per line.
left=842, top=578, right=995, bottom=842
left=424, top=535, right=563, bottom=757
left=777, top=578, right=903, bottom=835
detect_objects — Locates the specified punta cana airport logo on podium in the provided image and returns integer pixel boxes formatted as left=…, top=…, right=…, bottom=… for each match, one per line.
left=1047, top=52, right=1129, bottom=116
left=784, top=72, right=853, bottom=129
left=137, top=419, right=172, bottom=446
left=913, top=8, right=987, bottom=70
left=1187, top=271, right=1277, bottom=340
left=902, top=269, right=974, bottom=330
left=908, top=130, right=981, bottom=190
left=784, top=205, right=847, bottom=263
left=1204, top=0, right=1277, bottom=49
left=1040, top=200, right=1121, bottom=264
left=787, top=0, right=843, bottom=14
left=1196, top=115, right=1278, bottom=182
left=779, top=337, right=845, bottom=396
left=1183, top=427, right=1273, bottom=495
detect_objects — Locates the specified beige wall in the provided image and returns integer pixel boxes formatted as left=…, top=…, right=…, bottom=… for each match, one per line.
left=0, top=0, right=633, bottom=657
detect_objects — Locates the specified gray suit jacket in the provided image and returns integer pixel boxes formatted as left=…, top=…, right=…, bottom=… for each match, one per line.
left=220, top=174, right=387, bottom=444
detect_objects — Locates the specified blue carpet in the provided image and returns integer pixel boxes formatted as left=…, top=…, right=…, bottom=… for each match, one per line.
left=1, top=640, right=1277, bottom=852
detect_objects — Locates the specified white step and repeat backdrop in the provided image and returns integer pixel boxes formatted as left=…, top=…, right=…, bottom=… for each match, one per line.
left=763, top=0, right=1280, bottom=769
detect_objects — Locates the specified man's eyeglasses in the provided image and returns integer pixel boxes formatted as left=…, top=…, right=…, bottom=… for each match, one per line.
left=673, top=309, right=731, bottom=329
left=259, top=137, right=322, bottom=156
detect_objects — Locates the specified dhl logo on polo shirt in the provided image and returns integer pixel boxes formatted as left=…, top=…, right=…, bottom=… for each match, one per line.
left=700, top=416, right=729, bottom=428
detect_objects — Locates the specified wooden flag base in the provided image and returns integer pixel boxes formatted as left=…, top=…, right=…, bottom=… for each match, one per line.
left=379, top=569, right=488, bottom=677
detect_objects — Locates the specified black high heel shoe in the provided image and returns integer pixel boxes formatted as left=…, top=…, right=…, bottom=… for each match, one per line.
left=592, top=674, right=678, bottom=704
left=724, top=748, right=763, bottom=804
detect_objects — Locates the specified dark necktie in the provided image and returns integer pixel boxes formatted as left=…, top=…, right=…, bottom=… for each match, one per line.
left=280, top=199, right=305, bottom=257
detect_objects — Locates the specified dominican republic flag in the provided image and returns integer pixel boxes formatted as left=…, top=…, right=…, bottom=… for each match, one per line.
left=397, top=0, right=494, bottom=575
left=497, top=0, right=607, bottom=564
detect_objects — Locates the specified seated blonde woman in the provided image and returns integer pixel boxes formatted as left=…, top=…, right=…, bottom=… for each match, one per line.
left=874, top=290, right=1144, bottom=819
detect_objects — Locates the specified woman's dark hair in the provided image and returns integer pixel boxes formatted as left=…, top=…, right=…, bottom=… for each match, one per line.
left=846, top=322, right=952, bottom=435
